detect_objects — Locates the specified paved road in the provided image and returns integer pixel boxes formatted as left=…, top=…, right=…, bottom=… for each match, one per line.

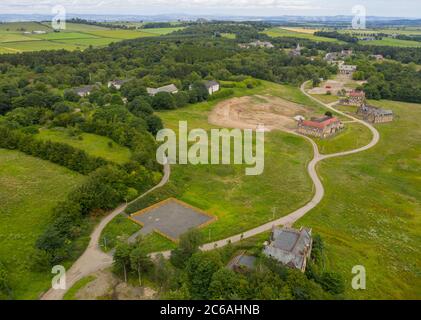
left=41, top=162, right=171, bottom=300
left=42, top=82, right=380, bottom=299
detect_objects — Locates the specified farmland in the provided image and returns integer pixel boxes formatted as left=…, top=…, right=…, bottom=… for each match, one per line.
left=0, top=149, right=84, bottom=299
left=0, top=21, right=182, bottom=53
left=264, top=27, right=343, bottom=43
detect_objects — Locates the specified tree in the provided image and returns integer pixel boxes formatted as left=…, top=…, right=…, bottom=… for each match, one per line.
left=130, top=245, right=153, bottom=286
left=170, top=229, right=204, bottom=269
left=185, top=251, right=223, bottom=299
left=152, top=92, right=176, bottom=110
left=145, top=114, right=163, bottom=135
left=209, top=268, right=246, bottom=300
left=114, top=242, right=132, bottom=282
left=318, top=272, right=345, bottom=295
left=63, top=90, right=80, bottom=102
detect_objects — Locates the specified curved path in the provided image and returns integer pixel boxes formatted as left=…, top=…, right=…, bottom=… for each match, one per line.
left=154, top=81, right=380, bottom=256
left=42, top=82, right=380, bottom=299
left=41, top=162, right=171, bottom=300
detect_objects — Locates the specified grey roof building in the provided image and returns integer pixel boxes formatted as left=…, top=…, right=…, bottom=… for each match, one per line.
left=263, top=226, right=313, bottom=272
left=73, top=84, right=99, bottom=97
left=357, top=104, right=394, bottom=123
left=147, top=84, right=178, bottom=96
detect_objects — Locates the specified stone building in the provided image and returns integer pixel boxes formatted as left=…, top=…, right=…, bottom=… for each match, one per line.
left=297, top=116, right=344, bottom=138
left=357, top=104, right=394, bottom=123
left=263, top=226, right=313, bottom=272
left=340, top=90, right=366, bottom=106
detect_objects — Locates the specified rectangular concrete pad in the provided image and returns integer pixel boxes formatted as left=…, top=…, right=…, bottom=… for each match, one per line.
left=131, top=199, right=215, bottom=241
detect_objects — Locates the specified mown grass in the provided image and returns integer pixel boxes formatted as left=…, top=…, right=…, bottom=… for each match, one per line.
left=298, top=99, right=421, bottom=299
left=315, top=122, right=373, bottom=155
left=0, top=149, right=84, bottom=299
left=36, top=129, right=132, bottom=165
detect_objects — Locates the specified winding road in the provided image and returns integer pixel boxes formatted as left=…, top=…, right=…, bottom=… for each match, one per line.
left=41, top=81, right=380, bottom=299
left=41, top=162, right=171, bottom=300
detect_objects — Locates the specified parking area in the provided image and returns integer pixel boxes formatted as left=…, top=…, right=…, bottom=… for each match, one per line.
left=129, top=198, right=216, bottom=241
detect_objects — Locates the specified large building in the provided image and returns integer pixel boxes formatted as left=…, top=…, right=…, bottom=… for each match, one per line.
left=297, top=116, right=344, bottom=138
left=339, top=64, right=357, bottom=75
left=357, top=104, right=394, bottom=123
left=248, top=40, right=274, bottom=48
left=340, top=90, right=366, bottom=106
left=263, top=226, right=313, bottom=272
left=107, top=79, right=129, bottom=90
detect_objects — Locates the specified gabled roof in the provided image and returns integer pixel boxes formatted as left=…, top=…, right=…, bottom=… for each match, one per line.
left=349, top=90, right=365, bottom=97
left=147, top=84, right=178, bottom=95
left=204, top=80, right=219, bottom=89
left=301, top=117, right=340, bottom=129
left=263, top=227, right=312, bottom=270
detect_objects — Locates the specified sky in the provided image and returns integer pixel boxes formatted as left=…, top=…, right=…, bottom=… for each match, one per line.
left=0, top=0, right=420, bottom=18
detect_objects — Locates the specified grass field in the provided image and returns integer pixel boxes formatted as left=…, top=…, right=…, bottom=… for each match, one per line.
left=298, top=99, right=421, bottom=299
left=315, top=122, right=373, bottom=155
left=0, top=22, right=182, bottom=53
left=360, top=38, right=421, bottom=48
left=124, top=81, right=328, bottom=252
left=264, top=27, right=343, bottom=43
left=36, top=129, right=132, bottom=165
left=0, top=149, right=84, bottom=299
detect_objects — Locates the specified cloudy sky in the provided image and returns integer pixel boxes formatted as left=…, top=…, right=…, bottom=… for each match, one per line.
left=0, top=0, right=420, bottom=17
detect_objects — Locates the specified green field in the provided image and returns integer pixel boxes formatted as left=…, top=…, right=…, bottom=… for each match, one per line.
left=360, top=38, right=421, bottom=48
left=125, top=81, right=328, bottom=252
left=0, top=149, right=84, bottom=299
left=0, top=22, right=182, bottom=53
left=264, top=27, right=343, bottom=43
left=315, top=122, right=373, bottom=155
left=36, top=129, right=132, bottom=165
left=298, top=99, right=421, bottom=299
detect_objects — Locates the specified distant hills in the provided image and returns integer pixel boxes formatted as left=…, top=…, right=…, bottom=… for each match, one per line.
left=1, top=13, right=421, bottom=26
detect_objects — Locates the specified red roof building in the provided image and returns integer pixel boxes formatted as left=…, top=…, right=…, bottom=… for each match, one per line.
left=298, top=116, right=344, bottom=138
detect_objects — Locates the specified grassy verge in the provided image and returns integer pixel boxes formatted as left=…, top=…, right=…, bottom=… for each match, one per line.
left=63, top=275, right=96, bottom=300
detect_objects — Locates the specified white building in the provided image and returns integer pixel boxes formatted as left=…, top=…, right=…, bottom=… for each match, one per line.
left=147, top=84, right=178, bottom=96
left=204, top=80, right=220, bottom=95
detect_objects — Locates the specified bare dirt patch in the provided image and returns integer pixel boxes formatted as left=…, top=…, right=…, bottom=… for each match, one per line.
left=208, top=95, right=313, bottom=131
left=75, top=269, right=158, bottom=300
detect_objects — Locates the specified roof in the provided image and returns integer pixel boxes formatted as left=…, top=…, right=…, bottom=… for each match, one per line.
left=263, top=227, right=312, bottom=270
left=361, top=104, right=393, bottom=116
left=147, top=84, right=178, bottom=95
left=109, top=79, right=129, bottom=86
left=301, top=117, right=340, bottom=129
left=204, top=80, right=219, bottom=89
left=228, top=252, right=257, bottom=271
left=73, top=85, right=97, bottom=94
left=349, top=90, right=365, bottom=97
